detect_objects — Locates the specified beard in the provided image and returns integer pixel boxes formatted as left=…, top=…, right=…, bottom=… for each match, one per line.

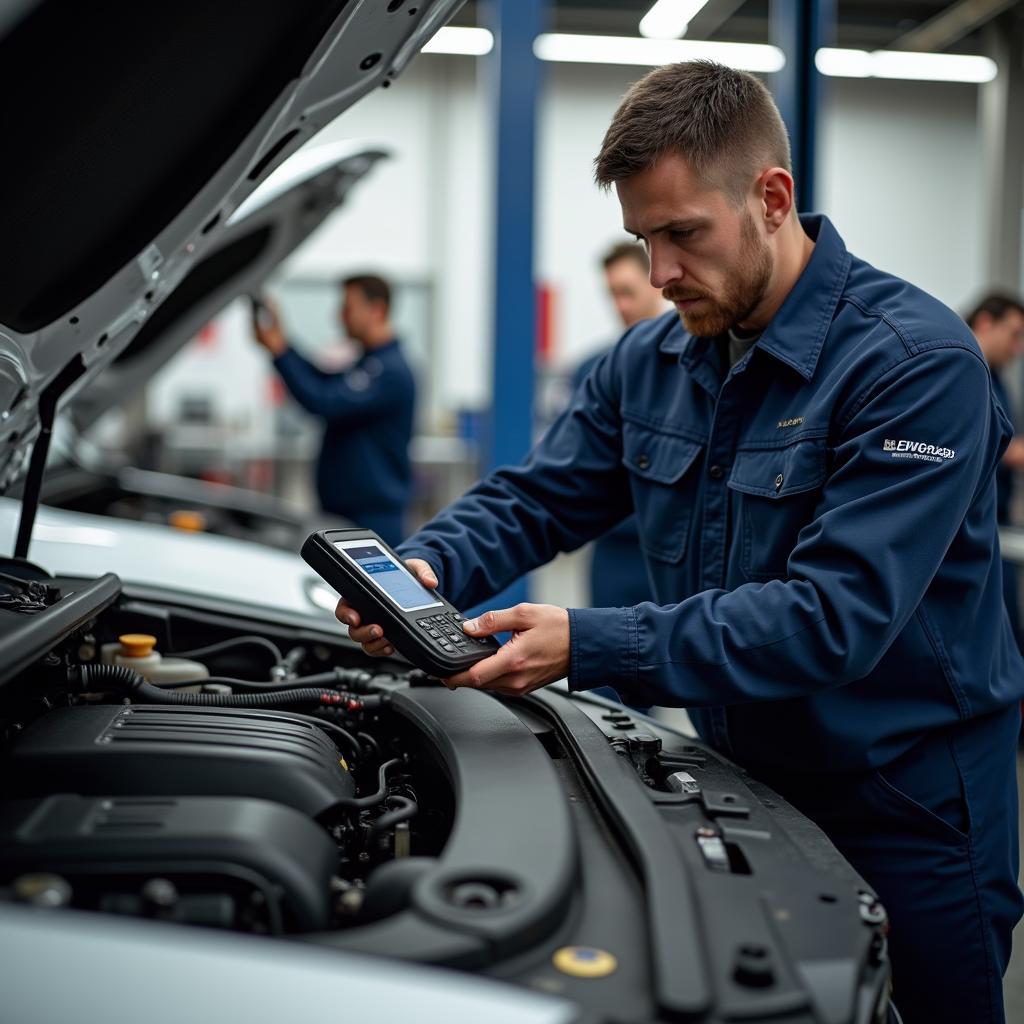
left=664, top=211, right=773, bottom=338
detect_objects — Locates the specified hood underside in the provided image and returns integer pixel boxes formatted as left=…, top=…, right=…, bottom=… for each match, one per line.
left=0, top=0, right=463, bottom=493
left=69, top=140, right=389, bottom=432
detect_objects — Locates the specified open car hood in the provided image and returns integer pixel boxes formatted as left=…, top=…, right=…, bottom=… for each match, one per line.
left=69, top=140, right=389, bottom=432
left=0, top=0, right=463, bottom=494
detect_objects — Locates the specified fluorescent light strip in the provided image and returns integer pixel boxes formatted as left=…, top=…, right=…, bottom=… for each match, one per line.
left=815, top=47, right=996, bottom=83
left=422, top=30, right=993, bottom=85
left=534, top=34, right=785, bottom=73
left=639, top=0, right=711, bottom=40
left=422, top=26, right=494, bottom=57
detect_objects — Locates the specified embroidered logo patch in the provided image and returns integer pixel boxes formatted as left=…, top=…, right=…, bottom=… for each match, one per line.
left=883, top=439, right=956, bottom=462
left=777, top=417, right=804, bottom=429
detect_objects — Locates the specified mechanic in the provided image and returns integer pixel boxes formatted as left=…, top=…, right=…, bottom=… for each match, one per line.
left=966, top=292, right=1024, bottom=650
left=572, top=242, right=666, bottom=610
left=253, top=274, right=415, bottom=546
left=337, top=62, right=1024, bottom=1023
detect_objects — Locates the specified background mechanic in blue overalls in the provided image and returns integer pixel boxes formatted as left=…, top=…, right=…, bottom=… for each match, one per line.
left=337, top=63, right=1024, bottom=1023
left=253, top=274, right=415, bottom=546
left=966, top=293, right=1024, bottom=650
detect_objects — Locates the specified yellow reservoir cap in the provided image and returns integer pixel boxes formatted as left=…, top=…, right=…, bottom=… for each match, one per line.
left=168, top=510, right=206, bottom=532
left=119, top=634, right=157, bottom=658
left=552, top=947, right=618, bottom=978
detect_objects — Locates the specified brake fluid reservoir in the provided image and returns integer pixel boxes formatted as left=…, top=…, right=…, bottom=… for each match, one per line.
left=100, top=634, right=210, bottom=686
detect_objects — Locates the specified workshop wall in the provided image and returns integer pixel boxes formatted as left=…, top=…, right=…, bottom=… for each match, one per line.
left=818, top=77, right=985, bottom=318
left=305, top=56, right=985, bottom=398
left=150, top=56, right=987, bottom=434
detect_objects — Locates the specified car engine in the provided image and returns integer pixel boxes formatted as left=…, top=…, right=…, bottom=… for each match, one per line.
left=0, top=588, right=456, bottom=939
left=0, top=570, right=894, bottom=1023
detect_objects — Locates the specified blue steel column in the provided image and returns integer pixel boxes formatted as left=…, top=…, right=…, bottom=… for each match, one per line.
left=770, top=0, right=834, bottom=212
left=481, top=0, right=545, bottom=607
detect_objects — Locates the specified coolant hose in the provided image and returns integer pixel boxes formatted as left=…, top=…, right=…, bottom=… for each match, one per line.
left=78, top=663, right=346, bottom=709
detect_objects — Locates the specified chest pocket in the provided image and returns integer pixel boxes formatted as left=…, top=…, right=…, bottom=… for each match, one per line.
left=622, top=422, right=703, bottom=564
left=727, top=438, right=828, bottom=581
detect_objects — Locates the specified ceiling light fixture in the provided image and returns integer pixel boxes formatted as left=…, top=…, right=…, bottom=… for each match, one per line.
left=533, top=34, right=785, bottom=73
left=639, top=0, right=712, bottom=40
left=815, top=47, right=996, bottom=83
left=422, top=26, right=494, bottom=57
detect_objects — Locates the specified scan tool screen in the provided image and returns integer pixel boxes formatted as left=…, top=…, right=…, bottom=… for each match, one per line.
left=334, top=541, right=443, bottom=613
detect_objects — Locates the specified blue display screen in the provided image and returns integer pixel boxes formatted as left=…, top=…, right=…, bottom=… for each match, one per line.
left=336, top=542, right=441, bottom=612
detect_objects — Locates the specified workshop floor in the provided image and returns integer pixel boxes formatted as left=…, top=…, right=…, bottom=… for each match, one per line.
left=534, top=555, right=1024, bottom=1015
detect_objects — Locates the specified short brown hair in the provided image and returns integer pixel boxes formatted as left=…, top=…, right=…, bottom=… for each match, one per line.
left=964, top=292, right=1024, bottom=330
left=602, top=241, right=650, bottom=273
left=594, top=61, right=791, bottom=203
left=341, top=273, right=391, bottom=312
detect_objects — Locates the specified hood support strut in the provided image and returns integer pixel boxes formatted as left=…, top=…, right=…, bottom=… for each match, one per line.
left=14, top=357, right=86, bottom=559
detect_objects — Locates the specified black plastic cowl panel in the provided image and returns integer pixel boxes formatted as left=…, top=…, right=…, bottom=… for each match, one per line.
left=0, top=573, right=121, bottom=687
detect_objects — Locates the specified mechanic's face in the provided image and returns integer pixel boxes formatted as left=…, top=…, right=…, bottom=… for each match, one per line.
left=604, top=258, right=664, bottom=328
left=617, top=152, right=774, bottom=337
left=976, top=309, right=1024, bottom=368
left=339, top=285, right=375, bottom=345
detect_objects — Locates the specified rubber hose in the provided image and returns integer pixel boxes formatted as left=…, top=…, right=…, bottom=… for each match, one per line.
left=368, top=794, right=418, bottom=840
left=79, top=664, right=338, bottom=709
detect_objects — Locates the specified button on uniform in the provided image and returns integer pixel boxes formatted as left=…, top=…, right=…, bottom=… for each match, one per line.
left=709, top=464, right=725, bottom=480
left=636, top=454, right=651, bottom=470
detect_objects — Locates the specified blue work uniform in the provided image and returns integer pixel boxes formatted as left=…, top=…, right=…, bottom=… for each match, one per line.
left=274, top=339, right=415, bottom=546
left=572, top=349, right=651, bottom=610
left=400, top=216, right=1024, bottom=1023
left=991, top=373, right=1021, bottom=649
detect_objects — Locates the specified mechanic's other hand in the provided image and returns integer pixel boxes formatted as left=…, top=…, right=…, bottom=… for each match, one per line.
left=334, top=558, right=439, bottom=658
left=252, top=296, right=288, bottom=357
left=444, top=603, right=569, bottom=698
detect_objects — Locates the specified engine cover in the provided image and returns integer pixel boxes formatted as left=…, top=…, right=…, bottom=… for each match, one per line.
left=4, top=704, right=354, bottom=816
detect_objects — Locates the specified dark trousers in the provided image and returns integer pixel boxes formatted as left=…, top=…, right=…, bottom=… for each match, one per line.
left=760, top=705, right=1022, bottom=1024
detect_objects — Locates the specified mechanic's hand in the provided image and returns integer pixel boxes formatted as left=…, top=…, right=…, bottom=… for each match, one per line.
left=444, top=603, right=570, bottom=698
left=335, top=558, right=438, bottom=658
left=252, top=296, right=288, bottom=357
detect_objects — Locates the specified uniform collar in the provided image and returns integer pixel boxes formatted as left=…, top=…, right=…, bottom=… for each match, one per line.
left=658, top=214, right=851, bottom=381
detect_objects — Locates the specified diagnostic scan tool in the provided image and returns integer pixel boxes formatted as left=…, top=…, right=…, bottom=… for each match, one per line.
left=301, top=529, right=500, bottom=677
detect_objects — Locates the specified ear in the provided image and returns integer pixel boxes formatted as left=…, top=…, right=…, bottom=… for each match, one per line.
left=756, top=167, right=795, bottom=233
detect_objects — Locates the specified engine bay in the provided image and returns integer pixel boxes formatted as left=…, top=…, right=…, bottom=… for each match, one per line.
left=0, top=569, right=893, bottom=1023
left=0, top=573, right=464, bottom=940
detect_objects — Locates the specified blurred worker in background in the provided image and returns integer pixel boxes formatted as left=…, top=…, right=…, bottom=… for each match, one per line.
left=252, top=274, right=415, bottom=546
left=966, top=292, right=1024, bottom=648
left=573, top=243, right=667, bottom=609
